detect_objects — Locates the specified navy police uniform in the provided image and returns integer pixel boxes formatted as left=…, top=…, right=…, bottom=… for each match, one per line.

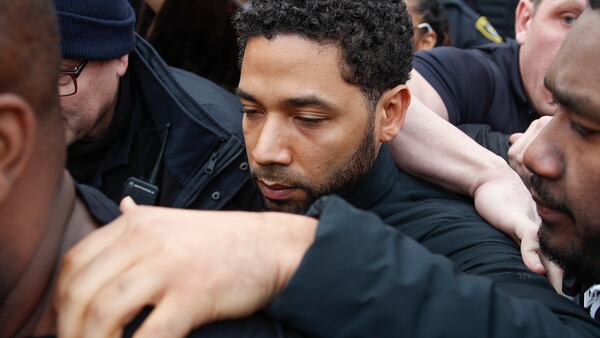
left=441, top=0, right=503, bottom=48
left=414, top=39, right=535, bottom=134
left=464, top=0, right=520, bottom=39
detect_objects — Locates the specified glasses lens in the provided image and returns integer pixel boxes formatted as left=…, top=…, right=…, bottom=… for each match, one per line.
left=58, top=74, right=76, bottom=96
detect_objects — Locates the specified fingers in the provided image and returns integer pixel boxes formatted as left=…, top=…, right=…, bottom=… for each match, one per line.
left=120, top=196, right=138, bottom=212
left=56, top=218, right=129, bottom=337
left=58, top=228, right=153, bottom=338
left=60, top=217, right=128, bottom=282
left=541, top=255, right=564, bottom=294
left=521, top=245, right=545, bottom=275
left=509, top=133, right=523, bottom=144
left=133, top=295, right=200, bottom=338
left=510, top=212, right=544, bottom=275
left=81, top=263, right=167, bottom=338
left=517, top=222, right=543, bottom=275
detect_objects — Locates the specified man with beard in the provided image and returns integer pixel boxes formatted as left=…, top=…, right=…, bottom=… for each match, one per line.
left=524, top=1, right=600, bottom=318
left=56, top=1, right=598, bottom=337
left=61, top=0, right=544, bottom=272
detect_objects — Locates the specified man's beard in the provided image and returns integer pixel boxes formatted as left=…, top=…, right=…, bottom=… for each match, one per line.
left=252, top=116, right=377, bottom=214
left=532, top=175, right=600, bottom=282
left=538, top=226, right=600, bottom=283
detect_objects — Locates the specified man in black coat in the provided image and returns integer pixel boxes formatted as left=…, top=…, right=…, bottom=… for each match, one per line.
left=55, top=1, right=600, bottom=337
left=56, top=0, right=260, bottom=210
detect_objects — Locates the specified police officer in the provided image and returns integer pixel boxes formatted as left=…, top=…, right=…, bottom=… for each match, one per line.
left=440, top=0, right=503, bottom=48
left=413, top=0, right=587, bottom=131
left=464, top=0, right=520, bottom=38
left=57, top=0, right=261, bottom=210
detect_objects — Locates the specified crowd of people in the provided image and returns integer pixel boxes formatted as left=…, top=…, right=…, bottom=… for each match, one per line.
left=2, top=0, right=600, bottom=337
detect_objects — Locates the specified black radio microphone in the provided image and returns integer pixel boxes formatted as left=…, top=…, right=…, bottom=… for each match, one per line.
left=122, top=123, right=171, bottom=205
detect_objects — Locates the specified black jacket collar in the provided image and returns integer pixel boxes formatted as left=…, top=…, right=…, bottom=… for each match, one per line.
left=336, top=144, right=398, bottom=212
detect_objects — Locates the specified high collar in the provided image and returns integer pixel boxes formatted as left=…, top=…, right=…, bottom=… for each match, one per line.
left=335, top=144, right=398, bottom=212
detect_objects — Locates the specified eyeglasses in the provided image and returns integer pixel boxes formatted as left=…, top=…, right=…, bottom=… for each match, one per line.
left=417, top=22, right=433, bottom=34
left=58, top=60, right=88, bottom=97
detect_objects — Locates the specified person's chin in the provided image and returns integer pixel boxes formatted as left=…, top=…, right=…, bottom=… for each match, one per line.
left=263, top=197, right=311, bottom=215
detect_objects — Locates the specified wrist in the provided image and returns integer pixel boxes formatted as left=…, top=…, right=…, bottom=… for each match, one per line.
left=469, top=155, right=515, bottom=197
left=261, top=213, right=318, bottom=294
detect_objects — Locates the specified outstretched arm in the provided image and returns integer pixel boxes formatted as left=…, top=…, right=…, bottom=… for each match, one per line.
left=57, top=198, right=592, bottom=338
left=390, top=97, right=545, bottom=274
left=57, top=198, right=316, bottom=338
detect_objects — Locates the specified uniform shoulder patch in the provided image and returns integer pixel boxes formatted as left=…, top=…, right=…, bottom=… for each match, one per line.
left=475, top=16, right=503, bottom=43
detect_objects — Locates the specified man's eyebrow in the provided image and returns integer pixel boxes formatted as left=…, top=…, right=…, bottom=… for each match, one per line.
left=235, top=88, right=258, bottom=103
left=236, top=89, right=336, bottom=112
left=284, top=95, right=336, bottom=111
left=61, top=61, right=80, bottom=69
left=544, top=76, right=589, bottom=118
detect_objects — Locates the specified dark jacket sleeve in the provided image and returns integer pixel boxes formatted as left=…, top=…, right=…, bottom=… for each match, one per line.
left=458, top=123, right=510, bottom=161
left=267, top=196, right=600, bottom=338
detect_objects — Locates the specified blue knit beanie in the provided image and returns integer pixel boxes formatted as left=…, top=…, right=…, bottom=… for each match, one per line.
left=55, top=0, right=136, bottom=61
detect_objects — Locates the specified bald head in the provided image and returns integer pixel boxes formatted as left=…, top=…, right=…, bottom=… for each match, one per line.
left=0, top=0, right=60, bottom=119
left=0, top=3, right=66, bottom=327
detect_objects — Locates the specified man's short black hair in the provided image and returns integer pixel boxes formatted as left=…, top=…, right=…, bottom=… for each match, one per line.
left=234, top=0, right=414, bottom=108
left=591, top=0, right=600, bottom=10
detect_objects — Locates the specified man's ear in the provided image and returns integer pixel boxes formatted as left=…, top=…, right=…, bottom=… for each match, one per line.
left=0, top=94, right=36, bottom=203
left=115, top=54, right=129, bottom=77
left=515, top=0, right=534, bottom=44
left=377, top=85, right=411, bottom=144
left=416, top=31, right=438, bottom=51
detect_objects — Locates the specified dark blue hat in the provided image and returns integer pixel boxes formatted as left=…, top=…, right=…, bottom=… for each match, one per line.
left=55, top=0, right=136, bottom=61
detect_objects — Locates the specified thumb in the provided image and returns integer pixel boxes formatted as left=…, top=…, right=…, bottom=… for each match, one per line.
left=120, top=196, right=138, bottom=212
left=522, top=246, right=545, bottom=275
left=509, top=133, right=523, bottom=145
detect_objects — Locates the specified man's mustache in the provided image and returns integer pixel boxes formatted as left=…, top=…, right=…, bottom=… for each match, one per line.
left=530, top=174, right=573, bottom=219
left=251, top=165, right=313, bottom=191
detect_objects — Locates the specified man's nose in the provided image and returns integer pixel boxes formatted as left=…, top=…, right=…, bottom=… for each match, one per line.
left=523, top=115, right=565, bottom=181
left=251, top=116, right=293, bottom=167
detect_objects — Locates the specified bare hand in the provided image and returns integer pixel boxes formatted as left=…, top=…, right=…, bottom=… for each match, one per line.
left=508, top=116, right=553, bottom=184
left=56, top=198, right=317, bottom=338
left=473, top=172, right=546, bottom=275
left=540, top=255, right=564, bottom=294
